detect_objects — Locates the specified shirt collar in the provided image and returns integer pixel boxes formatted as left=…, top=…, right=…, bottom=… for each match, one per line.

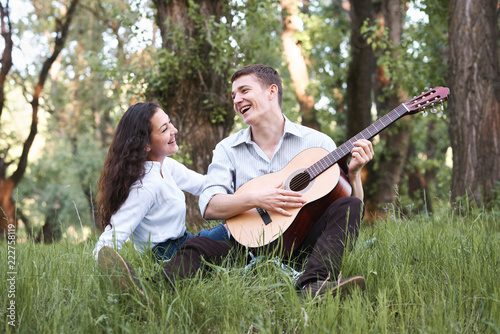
left=144, top=160, right=163, bottom=172
left=232, top=114, right=304, bottom=148
left=283, top=115, right=304, bottom=138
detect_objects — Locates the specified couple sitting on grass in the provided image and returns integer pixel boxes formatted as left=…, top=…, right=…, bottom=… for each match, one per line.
left=94, top=64, right=374, bottom=301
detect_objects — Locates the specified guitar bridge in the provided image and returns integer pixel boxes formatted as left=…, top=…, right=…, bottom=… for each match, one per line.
left=256, top=207, right=272, bottom=225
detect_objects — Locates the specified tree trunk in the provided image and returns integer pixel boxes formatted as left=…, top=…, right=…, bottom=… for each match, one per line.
left=345, top=0, right=375, bottom=216
left=36, top=193, right=62, bottom=243
left=448, top=0, right=500, bottom=207
left=0, top=0, right=80, bottom=237
left=406, top=121, right=436, bottom=214
left=0, top=1, right=14, bottom=236
left=281, top=0, right=320, bottom=130
left=151, top=0, right=234, bottom=229
left=0, top=178, right=15, bottom=236
left=0, top=1, right=13, bottom=121
left=346, top=0, right=374, bottom=139
left=364, top=0, right=411, bottom=216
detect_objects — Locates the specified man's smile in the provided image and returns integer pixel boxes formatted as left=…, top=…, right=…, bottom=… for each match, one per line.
left=239, top=105, right=251, bottom=115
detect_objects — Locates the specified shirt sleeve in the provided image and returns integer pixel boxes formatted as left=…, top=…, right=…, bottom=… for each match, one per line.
left=321, top=134, right=336, bottom=151
left=164, top=157, right=206, bottom=195
left=93, top=186, right=154, bottom=261
left=199, top=142, right=236, bottom=218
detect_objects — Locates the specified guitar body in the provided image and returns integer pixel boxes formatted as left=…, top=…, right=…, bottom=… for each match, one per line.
left=226, top=147, right=352, bottom=254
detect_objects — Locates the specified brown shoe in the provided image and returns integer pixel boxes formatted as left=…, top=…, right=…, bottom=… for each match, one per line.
left=300, top=275, right=365, bottom=301
left=98, top=246, right=145, bottom=296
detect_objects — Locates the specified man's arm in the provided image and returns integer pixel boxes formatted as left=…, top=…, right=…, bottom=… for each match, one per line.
left=204, top=182, right=305, bottom=220
left=348, top=139, right=374, bottom=201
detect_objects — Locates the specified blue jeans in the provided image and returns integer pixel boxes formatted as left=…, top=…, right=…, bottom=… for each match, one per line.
left=152, top=223, right=229, bottom=263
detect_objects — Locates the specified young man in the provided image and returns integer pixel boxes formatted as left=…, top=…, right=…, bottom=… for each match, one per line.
left=99, top=64, right=373, bottom=300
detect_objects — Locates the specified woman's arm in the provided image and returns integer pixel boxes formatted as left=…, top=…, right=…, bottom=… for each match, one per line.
left=93, top=187, right=154, bottom=260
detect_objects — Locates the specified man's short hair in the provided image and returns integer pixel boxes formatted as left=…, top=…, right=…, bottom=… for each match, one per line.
left=231, top=64, right=283, bottom=108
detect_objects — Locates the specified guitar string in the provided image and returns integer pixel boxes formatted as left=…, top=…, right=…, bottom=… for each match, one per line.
left=290, top=172, right=310, bottom=191
left=305, top=104, right=409, bottom=180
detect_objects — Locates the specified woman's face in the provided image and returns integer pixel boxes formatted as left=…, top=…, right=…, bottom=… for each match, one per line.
left=146, top=108, right=178, bottom=162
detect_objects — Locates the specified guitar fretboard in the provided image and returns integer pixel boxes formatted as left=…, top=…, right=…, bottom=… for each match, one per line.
left=306, top=104, right=409, bottom=180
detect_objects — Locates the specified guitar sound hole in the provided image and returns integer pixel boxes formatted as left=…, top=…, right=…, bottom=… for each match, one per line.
left=289, top=171, right=311, bottom=192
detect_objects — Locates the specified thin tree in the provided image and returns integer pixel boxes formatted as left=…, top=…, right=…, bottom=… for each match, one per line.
left=344, top=0, right=375, bottom=214
left=0, top=0, right=13, bottom=234
left=346, top=0, right=374, bottom=140
left=367, top=0, right=411, bottom=215
left=0, top=0, right=12, bottom=120
left=0, top=0, right=80, bottom=237
left=281, top=0, right=320, bottom=130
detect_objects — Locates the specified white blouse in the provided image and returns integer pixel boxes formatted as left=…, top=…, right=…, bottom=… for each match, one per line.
left=93, top=157, right=205, bottom=260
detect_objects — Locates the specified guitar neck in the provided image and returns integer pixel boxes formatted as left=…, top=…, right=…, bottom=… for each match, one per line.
left=306, top=103, right=409, bottom=179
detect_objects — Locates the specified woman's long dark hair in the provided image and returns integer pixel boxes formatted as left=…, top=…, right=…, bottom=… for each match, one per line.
left=97, top=102, right=160, bottom=231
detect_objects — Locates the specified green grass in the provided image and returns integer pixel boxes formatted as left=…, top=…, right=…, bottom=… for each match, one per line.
left=2, top=206, right=500, bottom=333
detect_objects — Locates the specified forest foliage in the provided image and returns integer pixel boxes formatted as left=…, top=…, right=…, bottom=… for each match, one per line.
left=1, top=0, right=498, bottom=241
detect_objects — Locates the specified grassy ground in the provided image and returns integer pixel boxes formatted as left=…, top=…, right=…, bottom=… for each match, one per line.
left=2, top=205, right=500, bottom=333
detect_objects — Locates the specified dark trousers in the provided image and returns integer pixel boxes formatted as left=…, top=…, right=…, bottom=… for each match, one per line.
left=162, top=196, right=363, bottom=288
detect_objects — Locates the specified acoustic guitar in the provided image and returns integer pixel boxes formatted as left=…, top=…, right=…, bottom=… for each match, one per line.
left=227, top=87, right=450, bottom=254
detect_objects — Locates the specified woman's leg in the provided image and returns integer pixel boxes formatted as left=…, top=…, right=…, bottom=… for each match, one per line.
left=195, top=222, right=230, bottom=241
left=152, top=223, right=229, bottom=263
left=152, top=232, right=192, bottom=263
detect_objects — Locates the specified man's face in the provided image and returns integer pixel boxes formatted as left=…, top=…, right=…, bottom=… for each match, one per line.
left=231, top=74, right=272, bottom=125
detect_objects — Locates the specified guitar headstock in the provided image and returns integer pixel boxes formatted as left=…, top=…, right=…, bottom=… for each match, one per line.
left=404, top=87, right=450, bottom=115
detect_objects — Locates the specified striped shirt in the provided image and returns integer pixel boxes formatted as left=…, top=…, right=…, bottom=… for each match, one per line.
left=199, top=115, right=336, bottom=217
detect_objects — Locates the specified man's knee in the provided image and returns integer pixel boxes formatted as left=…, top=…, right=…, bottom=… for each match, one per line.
left=328, top=196, right=363, bottom=217
left=336, top=196, right=362, bottom=207
left=180, top=237, right=211, bottom=253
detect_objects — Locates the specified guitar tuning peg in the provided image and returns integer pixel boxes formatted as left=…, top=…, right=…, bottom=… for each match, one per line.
left=422, top=110, right=428, bottom=117
left=431, top=107, right=438, bottom=114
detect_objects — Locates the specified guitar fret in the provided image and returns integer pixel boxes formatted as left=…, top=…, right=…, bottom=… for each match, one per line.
left=307, top=104, right=410, bottom=179
left=321, top=161, right=328, bottom=168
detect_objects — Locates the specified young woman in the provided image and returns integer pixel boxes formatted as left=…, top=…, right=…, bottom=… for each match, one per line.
left=93, top=102, right=228, bottom=263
